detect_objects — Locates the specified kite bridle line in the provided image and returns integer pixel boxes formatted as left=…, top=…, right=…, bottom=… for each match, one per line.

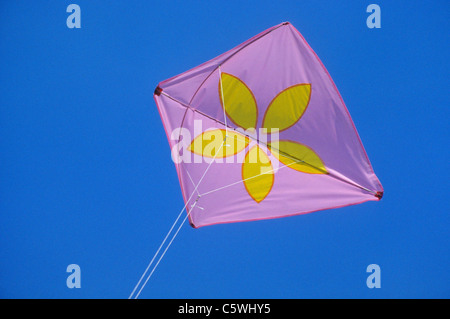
left=159, top=90, right=377, bottom=197
left=198, top=157, right=305, bottom=197
left=128, top=131, right=228, bottom=299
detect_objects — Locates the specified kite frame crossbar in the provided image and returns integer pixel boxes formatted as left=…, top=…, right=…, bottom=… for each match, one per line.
left=160, top=90, right=378, bottom=197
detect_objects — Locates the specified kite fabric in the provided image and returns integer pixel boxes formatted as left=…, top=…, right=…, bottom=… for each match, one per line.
left=153, top=22, right=384, bottom=228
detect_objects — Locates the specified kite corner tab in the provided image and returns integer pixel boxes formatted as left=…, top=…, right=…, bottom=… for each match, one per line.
left=154, top=86, right=163, bottom=96
left=375, top=191, right=384, bottom=200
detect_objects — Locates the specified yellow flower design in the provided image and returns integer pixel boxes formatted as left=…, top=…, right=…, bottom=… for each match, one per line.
left=188, top=73, right=327, bottom=203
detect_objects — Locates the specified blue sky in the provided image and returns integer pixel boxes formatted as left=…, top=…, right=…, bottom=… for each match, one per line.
left=0, top=1, right=448, bottom=298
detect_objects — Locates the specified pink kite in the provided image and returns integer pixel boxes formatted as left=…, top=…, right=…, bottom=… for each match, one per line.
left=153, top=22, right=383, bottom=228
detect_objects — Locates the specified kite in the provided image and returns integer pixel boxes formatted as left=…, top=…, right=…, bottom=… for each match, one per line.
left=153, top=22, right=384, bottom=229
left=130, top=21, right=385, bottom=299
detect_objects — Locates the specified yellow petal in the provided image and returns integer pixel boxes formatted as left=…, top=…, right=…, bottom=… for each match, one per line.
left=242, top=145, right=274, bottom=203
left=262, top=84, right=311, bottom=132
left=268, top=140, right=327, bottom=174
left=188, top=129, right=249, bottom=158
left=219, top=73, right=258, bottom=130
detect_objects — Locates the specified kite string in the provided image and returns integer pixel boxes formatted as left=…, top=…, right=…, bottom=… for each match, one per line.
left=129, top=139, right=226, bottom=299
left=128, top=198, right=189, bottom=299
left=133, top=211, right=191, bottom=299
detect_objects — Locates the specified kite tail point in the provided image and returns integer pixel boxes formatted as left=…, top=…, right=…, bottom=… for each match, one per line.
left=189, top=221, right=197, bottom=229
left=375, top=191, right=383, bottom=200
left=154, top=86, right=163, bottom=96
